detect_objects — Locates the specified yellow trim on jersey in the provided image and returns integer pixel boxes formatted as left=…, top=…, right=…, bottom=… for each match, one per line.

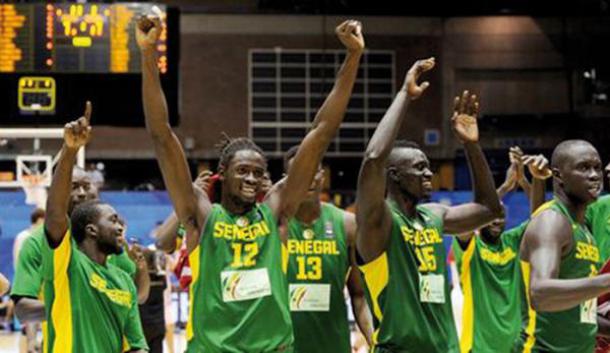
left=532, top=200, right=555, bottom=217
left=520, top=261, right=537, bottom=353
left=281, top=243, right=288, bottom=274
left=459, top=238, right=477, bottom=353
left=51, top=230, right=73, bottom=353
left=359, top=253, right=389, bottom=327
left=186, top=245, right=201, bottom=341
left=42, top=321, right=48, bottom=353
left=122, top=336, right=130, bottom=351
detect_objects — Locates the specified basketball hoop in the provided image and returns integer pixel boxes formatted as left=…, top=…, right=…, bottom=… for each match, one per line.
left=21, top=173, right=47, bottom=209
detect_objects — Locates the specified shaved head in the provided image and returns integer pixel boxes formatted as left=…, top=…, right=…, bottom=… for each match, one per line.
left=387, top=140, right=423, bottom=168
left=385, top=140, right=433, bottom=201
left=550, top=139, right=602, bottom=204
left=551, top=140, right=596, bottom=169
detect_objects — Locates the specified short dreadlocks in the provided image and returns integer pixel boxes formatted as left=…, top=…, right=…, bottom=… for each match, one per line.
left=216, top=133, right=267, bottom=169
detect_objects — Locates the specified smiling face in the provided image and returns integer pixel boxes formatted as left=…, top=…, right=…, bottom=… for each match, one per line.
left=388, top=147, right=434, bottom=200
left=221, top=149, right=267, bottom=207
left=94, top=204, right=125, bottom=255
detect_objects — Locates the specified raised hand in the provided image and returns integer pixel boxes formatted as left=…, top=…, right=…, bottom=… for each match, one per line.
left=135, top=14, right=161, bottom=51
left=503, top=163, right=518, bottom=190
left=194, top=170, right=214, bottom=191
left=64, top=101, right=92, bottom=150
left=451, top=90, right=480, bottom=143
left=336, top=20, right=365, bottom=54
left=404, top=57, right=435, bottom=100
left=523, top=154, right=552, bottom=180
left=509, top=146, right=526, bottom=181
left=128, top=243, right=148, bottom=271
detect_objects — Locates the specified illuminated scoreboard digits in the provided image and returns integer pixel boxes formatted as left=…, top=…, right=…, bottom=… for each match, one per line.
left=49, top=3, right=167, bottom=73
left=0, top=4, right=32, bottom=72
left=0, top=3, right=170, bottom=74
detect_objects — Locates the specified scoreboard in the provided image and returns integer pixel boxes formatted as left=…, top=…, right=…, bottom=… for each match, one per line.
left=0, top=3, right=169, bottom=74
left=0, top=3, right=179, bottom=126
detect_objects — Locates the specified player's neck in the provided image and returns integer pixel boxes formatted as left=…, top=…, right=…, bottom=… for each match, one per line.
left=79, top=240, right=108, bottom=266
left=388, top=189, right=418, bottom=218
left=294, top=199, right=321, bottom=225
left=222, top=193, right=254, bottom=215
left=555, top=189, right=587, bottom=224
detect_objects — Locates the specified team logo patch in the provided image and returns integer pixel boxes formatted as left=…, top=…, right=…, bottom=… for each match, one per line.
left=222, top=272, right=243, bottom=300
left=220, top=268, right=271, bottom=302
left=289, top=283, right=331, bottom=311
left=303, top=229, right=315, bottom=240
left=290, top=286, right=309, bottom=309
left=236, top=216, right=249, bottom=227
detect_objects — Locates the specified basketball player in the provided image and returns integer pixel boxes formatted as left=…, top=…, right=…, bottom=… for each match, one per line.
left=39, top=103, right=148, bottom=352
left=283, top=146, right=373, bottom=353
left=453, top=149, right=549, bottom=353
left=513, top=140, right=609, bottom=353
left=12, top=162, right=150, bottom=326
left=586, top=162, right=610, bottom=262
left=137, top=14, right=363, bottom=352
left=356, top=58, right=503, bottom=352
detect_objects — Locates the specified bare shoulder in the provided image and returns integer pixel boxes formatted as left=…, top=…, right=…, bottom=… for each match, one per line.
left=522, top=208, right=572, bottom=256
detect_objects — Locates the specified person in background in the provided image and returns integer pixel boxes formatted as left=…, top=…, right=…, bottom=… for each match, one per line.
left=13, top=209, right=45, bottom=269
left=13, top=208, right=45, bottom=353
left=139, top=247, right=169, bottom=353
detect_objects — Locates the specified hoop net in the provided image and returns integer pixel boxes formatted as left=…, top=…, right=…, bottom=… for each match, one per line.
left=21, top=174, right=48, bottom=209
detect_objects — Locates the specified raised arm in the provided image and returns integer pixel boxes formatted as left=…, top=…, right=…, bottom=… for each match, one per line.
left=430, top=92, right=503, bottom=234
left=154, top=171, right=213, bottom=253
left=523, top=154, right=551, bottom=213
left=496, top=162, right=518, bottom=199
left=136, top=16, right=210, bottom=252
left=355, top=58, right=435, bottom=262
left=344, top=212, right=373, bottom=346
left=45, top=102, right=92, bottom=247
left=127, top=244, right=151, bottom=304
left=266, top=20, right=363, bottom=219
left=154, top=212, right=181, bottom=253
left=510, top=146, right=532, bottom=196
left=522, top=210, right=610, bottom=311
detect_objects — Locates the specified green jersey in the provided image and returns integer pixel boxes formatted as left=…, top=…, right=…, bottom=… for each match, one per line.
left=108, top=248, right=137, bottom=278
left=186, top=203, right=293, bottom=352
left=11, top=226, right=49, bottom=353
left=453, top=222, right=528, bottom=353
left=11, top=225, right=45, bottom=299
left=41, top=229, right=148, bottom=353
left=514, top=200, right=600, bottom=353
left=287, top=203, right=351, bottom=353
left=11, top=226, right=138, bottom=353
left=360, top=202, right=459, bottom=353
left=586, top=194, right=610, bottom=262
